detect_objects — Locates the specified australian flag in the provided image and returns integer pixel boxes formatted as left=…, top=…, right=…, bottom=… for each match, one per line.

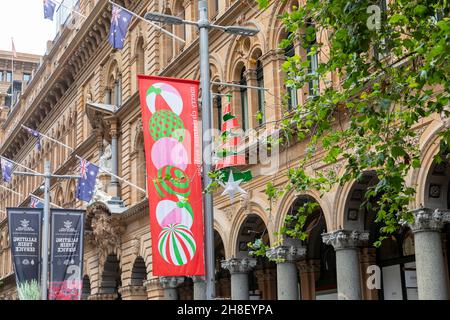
left=26, top=128, right=42, bottom=151
left=43, top=0, right=57, bottom=21
left=30, top=196, right=44, bottom=209
left=109, top=5, right=132, bottom=50
left=76, top=159, right=99, bottom=202
left=1, top=158, right=13, bottom=183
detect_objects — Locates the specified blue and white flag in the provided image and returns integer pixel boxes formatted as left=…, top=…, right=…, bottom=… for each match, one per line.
left=30, top=196, right=44, bottom=209
left=25, top=128, right=42, bottom=151
left=1, top=158, right=13, bottom=183
left=76, top=159, right=99, bottom=202
left=43, top=0, right=57, bottom=21
left=108, top=5, right=132, bottom=50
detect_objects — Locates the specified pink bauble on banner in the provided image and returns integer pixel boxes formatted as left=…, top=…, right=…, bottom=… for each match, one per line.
left=146, top=83, right=184, bottom=115
left=156, top=199, right=194, bottom=228
left=151, top=137, right=189, bottom=171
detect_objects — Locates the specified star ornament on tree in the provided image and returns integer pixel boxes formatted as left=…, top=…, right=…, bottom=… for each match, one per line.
left=219, top=174, right=247, bottom=203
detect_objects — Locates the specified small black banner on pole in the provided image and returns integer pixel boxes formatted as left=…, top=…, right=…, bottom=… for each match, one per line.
left=49, top=209, right=85, bottom=300
left=7, top=207, right=43, bottom=300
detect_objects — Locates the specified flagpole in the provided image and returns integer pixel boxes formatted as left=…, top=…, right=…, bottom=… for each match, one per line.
left=0, top=155, right=41, bottom=175
left=0, top=182, right=63, bottom=209
left=21, top=125, right=147, bottom=194
left=29, top=193, right=63, bottom=209
left=0, top=184, right=21, bottom=196
left=108, top=0, right=186, bottom=44
left=74, top=155, right=147, bottom=194
left=53, top=0, right=87, bottom=19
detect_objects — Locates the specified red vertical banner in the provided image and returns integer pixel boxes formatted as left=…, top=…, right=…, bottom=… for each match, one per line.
left=138, top=75, right=204, bottom=276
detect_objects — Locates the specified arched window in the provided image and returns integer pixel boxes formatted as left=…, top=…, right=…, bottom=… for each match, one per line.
left=136, top=38, right=145, bottom=75
left=212, top=82, right=222, bottom=131
left=209, top=0, right=219, bottom=18
left=306, top=21, right=319, bottom=97
left=284, top=34, right=298, bottom=111
left=133, top=37, right=145, bottom=93
left=174, top=1, right=186, bottom=53
left=216, top=93, right=223, bottom=130
left=240, top=68, right=248, bottom=131
left=256, top=60, right=265, bottom=125
left=162, top=9, right=174, bottom=64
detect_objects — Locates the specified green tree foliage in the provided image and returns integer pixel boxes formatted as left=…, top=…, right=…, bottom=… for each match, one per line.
left=251, top=0, right=449, bottom=255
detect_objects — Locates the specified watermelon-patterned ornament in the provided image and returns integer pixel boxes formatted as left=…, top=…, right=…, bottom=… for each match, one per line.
left=154, top=165, right=191, bottom=198
left=149, top=110, right=185, bottom=142
left=158, top=224, right=197, bottom=266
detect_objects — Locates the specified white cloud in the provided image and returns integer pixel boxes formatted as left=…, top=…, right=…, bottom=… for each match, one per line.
left=0, top=0, right=56, bottom=55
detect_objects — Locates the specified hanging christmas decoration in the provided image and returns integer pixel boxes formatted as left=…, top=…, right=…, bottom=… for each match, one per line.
left=214, top=94, right=252, bottom=201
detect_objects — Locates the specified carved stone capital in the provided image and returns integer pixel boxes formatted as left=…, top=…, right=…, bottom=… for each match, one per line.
left=322, top=230, right=369, bottom=250
left=221, top=258, right=257, bottom=274
left=118, top=285, right=146, bottom=297
left=159, top=276, right=185, bottom=289
left=88, top=293, right=118, bottom=300
left=401, top=208, right=450, bottom=232
left=144, top=278, right=162, bottom=291
left=266, top=245, right=307, bottom=263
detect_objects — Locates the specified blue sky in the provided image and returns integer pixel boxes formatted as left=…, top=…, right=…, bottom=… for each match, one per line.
left=0, top=0, right=56, bottom=55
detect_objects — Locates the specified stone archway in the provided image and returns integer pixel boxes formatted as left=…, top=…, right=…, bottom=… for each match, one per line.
left=337, top=171, right=417, bottom=300
left=222, top=214, right=276, bottom=300
left=119, top=256, right=148, bottom=300
left=295, top=196, right=337, bottom=300
left=215, top=230, right=231, bottom=299
left=81, top=275, right=91, bottom=300
left=99, top=254, right=122, bottom=300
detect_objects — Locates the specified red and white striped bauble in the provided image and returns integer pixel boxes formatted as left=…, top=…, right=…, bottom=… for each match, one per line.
left=158, top=224, right=196, bottom=266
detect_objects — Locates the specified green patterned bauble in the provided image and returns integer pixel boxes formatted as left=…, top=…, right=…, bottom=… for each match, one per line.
left=154, top=165, right=191, bottom=198
left=149, top=110, right=185, bottom=142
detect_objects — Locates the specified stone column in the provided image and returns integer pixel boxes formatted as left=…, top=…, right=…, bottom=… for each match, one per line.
left=192, top=276, right=206, bottom=300
left=159, top=277, right=184, bottom=300
left=266, top=245, right=306, bottom=300
left=297, top=259, right=321, bottom=300
left=322, top=230, right=369, bottom=300
left=144, top=278, right=164, bottom=300
left=118, top=285, right=147, bottom=300
left=402, top=208, right=450, bottom=300
left=221, top=258, right=257, bottom=300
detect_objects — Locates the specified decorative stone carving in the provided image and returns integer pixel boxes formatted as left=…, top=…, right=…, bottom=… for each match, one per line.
left=99, top=139, right=112, bottom=171
left=221, top=258, right=257, bottom=274
left=89, top=208, right=125, bottom=265
left=91, top=180, right=112, bottom=204
left=266, top=245, right=307, bottom=263
left=159, top=276, right=185, bottom=289
left=131, top=238, right=141, bottom=257
left=224, top=208, right=233, bottom=222
left=118, top=285, right=146, bottom=297
left=322, top=230, right=369, bottom=250
left=400, top=208, right=450, bottom=232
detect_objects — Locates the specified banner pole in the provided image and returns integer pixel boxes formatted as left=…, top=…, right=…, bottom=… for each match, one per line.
left=40, top=161, right=51, bottom=300
left=199, top=0, right=216, bottom=300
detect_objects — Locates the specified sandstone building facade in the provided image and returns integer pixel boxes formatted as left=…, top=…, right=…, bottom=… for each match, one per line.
left=0, top=0, right=449, bottom=300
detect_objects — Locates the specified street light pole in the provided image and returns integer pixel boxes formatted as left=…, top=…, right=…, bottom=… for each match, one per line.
left=14, top=162, right=81, bottom=300
left=145, top=1, right=259, bottom=301
left=41, top=160, right=51, bottom=300
left=198, top=0, right=215, bottom=300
